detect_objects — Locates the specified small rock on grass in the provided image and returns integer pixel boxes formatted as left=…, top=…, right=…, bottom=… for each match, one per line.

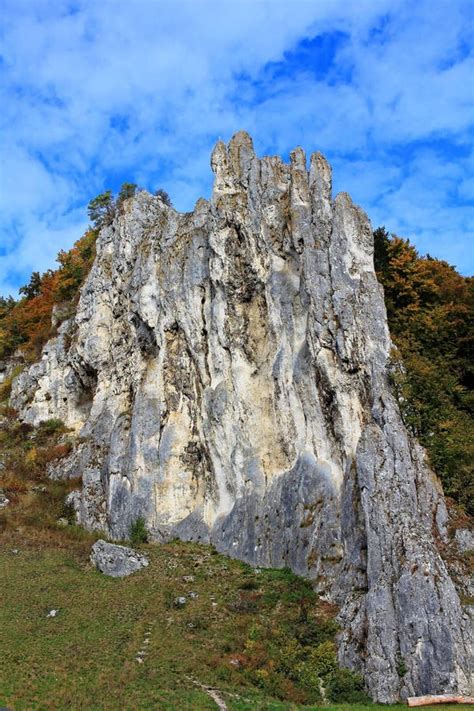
left=90, top=539, right=149, bottom=578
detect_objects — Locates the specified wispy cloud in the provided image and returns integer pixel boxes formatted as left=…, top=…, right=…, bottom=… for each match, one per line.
left=0, top=0, right=472, bottom=295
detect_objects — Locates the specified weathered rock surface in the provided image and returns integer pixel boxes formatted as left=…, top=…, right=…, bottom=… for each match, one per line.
left=90, top=539, right=149, bottom=577
left=11, top=132, right=472, bottom=701
left=455, top=528, right=474, bottom=554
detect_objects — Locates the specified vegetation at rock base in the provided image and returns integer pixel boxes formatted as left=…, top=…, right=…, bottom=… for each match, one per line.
left=0, top=386, right=468, bottom=711
left=0, top=405, right=370, bottom=709
left=1, top=539, right=463, bottom=711
left=374, top=227, right=474, bottom=515
left=0, top=404, right=470, bottom=709
left=0, top=407, right=80, bottom=539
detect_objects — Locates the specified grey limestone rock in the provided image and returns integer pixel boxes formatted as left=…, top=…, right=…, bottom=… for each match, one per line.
left=11, top=132, right=472, bottom=701
left=90, top=539, right=149, bottom=577
left=455, top=528, right=474, bottom=553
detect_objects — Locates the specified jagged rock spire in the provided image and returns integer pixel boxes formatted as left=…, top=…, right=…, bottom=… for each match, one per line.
left=11, top=134, right=472, bottom=702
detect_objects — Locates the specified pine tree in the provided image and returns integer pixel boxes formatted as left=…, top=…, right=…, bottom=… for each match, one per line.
left=87, top=190, right=115, bottom=229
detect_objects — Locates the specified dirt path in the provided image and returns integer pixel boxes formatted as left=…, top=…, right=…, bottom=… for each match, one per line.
left=186, top=677, right=229, bottom=711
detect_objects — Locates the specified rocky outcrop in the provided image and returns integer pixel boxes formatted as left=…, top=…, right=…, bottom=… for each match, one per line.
left=455, top=529, right=474, bottom=554
left=11, top=132, right=472, bottom=701
left=90, top=539, right=149, bottom=577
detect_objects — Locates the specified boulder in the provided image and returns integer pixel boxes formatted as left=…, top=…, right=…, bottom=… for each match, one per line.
left=90, top=539, right=149, bottom=578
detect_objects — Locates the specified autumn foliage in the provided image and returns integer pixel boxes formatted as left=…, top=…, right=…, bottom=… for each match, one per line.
left=0, top=229, right=97, bottom=361
left=374, top=228, right=473, bottom=514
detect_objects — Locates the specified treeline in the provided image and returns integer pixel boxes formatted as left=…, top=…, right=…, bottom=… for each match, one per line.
left=0, top=228, right=98, bottom=361
left=374, top=228, right=473, bottom=515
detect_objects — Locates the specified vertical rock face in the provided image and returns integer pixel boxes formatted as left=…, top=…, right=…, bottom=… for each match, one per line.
left=11, top=132, right=472, bottom=701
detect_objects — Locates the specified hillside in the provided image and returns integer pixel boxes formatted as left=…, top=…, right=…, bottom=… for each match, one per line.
left=0, top=408, right=469, bottom=711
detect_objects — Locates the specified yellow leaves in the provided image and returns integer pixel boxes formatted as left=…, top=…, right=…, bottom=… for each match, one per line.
left=25, top=447, right=37, bottom=466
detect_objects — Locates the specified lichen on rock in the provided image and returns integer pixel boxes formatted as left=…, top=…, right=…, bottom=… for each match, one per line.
left=11, top=131, right=472, bottom=701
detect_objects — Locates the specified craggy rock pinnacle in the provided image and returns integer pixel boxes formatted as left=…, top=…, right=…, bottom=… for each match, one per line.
left=11, top=132, right=472, bottom=701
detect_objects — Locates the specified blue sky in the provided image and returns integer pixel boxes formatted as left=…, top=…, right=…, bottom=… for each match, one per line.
left=1, top=0, right=473, bottom=296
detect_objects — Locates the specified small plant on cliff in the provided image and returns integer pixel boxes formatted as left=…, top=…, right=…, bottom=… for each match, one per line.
left=129, top=516, right=148, bottom=545
left=116, top=182, right=137, bottom=208
left=39, top=418, right=66, bottom=435
left=155, top=188, right=172, bottom=207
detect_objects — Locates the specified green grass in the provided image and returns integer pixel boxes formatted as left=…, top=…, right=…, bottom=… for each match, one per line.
left=0, top=541, right=310, bottom=709
left=0, top=540, right=469, bottom=711
left=0, top=409, right=470, bottom=709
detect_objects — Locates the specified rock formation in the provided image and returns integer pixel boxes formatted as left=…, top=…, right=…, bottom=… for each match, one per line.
left=11, top=132, right=472, bottom=701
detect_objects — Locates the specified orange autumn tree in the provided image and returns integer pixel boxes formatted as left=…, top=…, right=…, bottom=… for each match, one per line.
left=0, top=228, right=98, bottom=361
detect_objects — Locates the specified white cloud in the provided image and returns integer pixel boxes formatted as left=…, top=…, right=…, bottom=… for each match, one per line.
left=0, top=0, right=472, bottom=295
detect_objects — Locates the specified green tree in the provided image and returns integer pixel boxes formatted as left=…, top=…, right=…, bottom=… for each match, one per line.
left=0, top=296, right=16, bottom=315
left=129, top=516, right=148, bottom=545
left=19, top=271, right=43, bottom=300
left=117, top=182, right=137, bottom=207
left=87, top=190, right=115, bottom=229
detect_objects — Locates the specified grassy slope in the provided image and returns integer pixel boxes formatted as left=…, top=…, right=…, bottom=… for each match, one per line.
left=0, top=538, right=468, bottom=711
left=1, top=538, right=320, bottom=710
left=0, top=412, right=470, bottom=710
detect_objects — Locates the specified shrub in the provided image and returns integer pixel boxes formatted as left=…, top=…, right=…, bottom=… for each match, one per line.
left=325, top=667, right=370, bottom=703
left=61, top=500, right=76, bottom=525
left=308, top=640, right=338, bottom=678
left=155, top=188, right=172, bottom=207
left=129, top=516, right=148, bottom=545
left=296, top=617, right=338, bottom=646
left=39, top=419, right=65, bottom=435
left=116, top=183, right=137, bottom=208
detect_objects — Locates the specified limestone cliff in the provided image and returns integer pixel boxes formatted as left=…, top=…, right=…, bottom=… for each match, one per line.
left=11, top=132, right=472, bottom=701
